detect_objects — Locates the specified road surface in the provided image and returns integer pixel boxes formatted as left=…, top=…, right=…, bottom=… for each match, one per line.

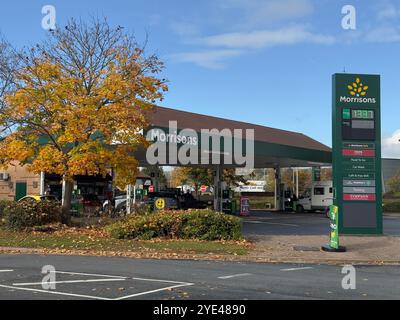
left=0, top=254, right=399, bottom=300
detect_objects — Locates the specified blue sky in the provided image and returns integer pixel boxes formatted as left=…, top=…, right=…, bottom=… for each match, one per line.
left=1, top=0, right=400, bottom=157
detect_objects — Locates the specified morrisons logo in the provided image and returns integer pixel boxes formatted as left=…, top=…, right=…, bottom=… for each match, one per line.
left=340, top=77, right=376, bottom=104
left=340, top=96, right=376, bottom=104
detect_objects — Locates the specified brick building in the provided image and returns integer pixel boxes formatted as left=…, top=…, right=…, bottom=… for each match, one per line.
left=0, top=162, right=41, bottom=201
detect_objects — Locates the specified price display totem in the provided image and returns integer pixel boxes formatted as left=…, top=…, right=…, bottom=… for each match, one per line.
left=332, top=74, right=383, bottom=235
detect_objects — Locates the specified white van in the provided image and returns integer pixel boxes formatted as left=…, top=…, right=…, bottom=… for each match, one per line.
left=296, top=181, right=333, bottom=213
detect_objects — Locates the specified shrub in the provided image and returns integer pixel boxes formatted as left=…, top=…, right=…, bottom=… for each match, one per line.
left=0, top=200, right=11, bottom=226
left=388, top=172, right=400, bottom=194
left=383, top=201, right=400, bottom=213
left=0, top=200, right=10, bottom=217
left=4, top=200, right=62, bottom=230
left=106, top=209, right=242, bottom=241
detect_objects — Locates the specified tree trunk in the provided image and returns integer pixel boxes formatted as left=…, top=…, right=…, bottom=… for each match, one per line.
left=61, top=178, right=74, bottom=225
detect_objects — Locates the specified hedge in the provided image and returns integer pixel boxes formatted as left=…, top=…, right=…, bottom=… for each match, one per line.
left=3, top=200, right=62, bottom=230
left=383, top=201, right=400, bottom=213
left=106, top=209, right=243, bottom=241
left=0, top=200, right=10, bottom=226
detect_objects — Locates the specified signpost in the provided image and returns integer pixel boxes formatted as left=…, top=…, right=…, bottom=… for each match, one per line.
left=312, top=167, right=321, bottom=182
left=332, top=73, right=383, bottom=235
left=200, top=185, right=207, bottom=193
left=322, top=205, right=346, bottom=252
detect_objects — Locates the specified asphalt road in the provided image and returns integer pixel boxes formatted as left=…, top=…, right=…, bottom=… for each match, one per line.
left=243, top=211, right=400, bottom=237
left=0, top=255, right=399, bottom=300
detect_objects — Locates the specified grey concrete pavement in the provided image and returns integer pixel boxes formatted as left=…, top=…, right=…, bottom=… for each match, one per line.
left=242, top=211, right=400, bottom=237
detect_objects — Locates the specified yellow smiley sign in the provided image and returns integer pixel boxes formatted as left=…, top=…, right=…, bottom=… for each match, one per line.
left=155, top=198, right=166, bottom=210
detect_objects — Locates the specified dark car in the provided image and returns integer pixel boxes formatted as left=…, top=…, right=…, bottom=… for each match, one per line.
left=81, top=194, right=102, bottom=207
left=180, top=192, right=209, bottom=210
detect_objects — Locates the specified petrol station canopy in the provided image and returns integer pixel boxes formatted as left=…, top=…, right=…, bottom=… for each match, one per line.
left=136, top=106, right=332, bottom=169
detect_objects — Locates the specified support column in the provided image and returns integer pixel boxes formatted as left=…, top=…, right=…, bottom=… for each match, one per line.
left=40, top=172, right=45, bottom=196
left=275, top=166, right=282, bottom=211
left=292, top=169, right=295, bottom=191
left=213, top=165, right=222, bottom=212
left=126, top=184, right=133, bottom=215
left=274, top=172, right=277, bottom=210
left=133, top=185, right=137, bottom=205
left=61, top=178, right=66, bottom=206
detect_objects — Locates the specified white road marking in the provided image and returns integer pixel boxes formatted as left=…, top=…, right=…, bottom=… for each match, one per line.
left=0, top=269, right=194, bottom=300
left=115, top=283, right=195, bottom=301
left=245, top=221, right=299, bottom=227
left=0, top=284, right=112, bottom=300
left=14, top=277, right=188, bottom=287
left=54, top=271, right=127, bottom=279
left=131, top=277, right=192, bottom=285
left=13, top=278, right=126, bottom=286
left=248, top=216, right=306, bottom=220
left=0, top=270, right=14, bottom=273
left=280, top=267, right=314, bottom=272
left=218, top=273, right=252, bottom=280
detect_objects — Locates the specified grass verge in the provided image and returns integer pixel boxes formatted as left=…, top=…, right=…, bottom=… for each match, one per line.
left=0, top=228, right=249, bottom=256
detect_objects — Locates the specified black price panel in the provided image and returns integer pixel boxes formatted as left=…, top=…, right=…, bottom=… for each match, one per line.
left=342, top=109, right=376, bottom=141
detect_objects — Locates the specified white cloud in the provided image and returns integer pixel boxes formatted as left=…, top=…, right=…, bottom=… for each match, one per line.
left=168, top=49, right=243, bottom=69
left=376, top=2, right=400, bottom=21
left=198, top=26, right=335, bottom=49
left=364, top=2, right=400, bottom=43
left=218, top=0, right=314, bottom=28
left=148, top=14, right=162, bottom=27
left=366, top=26, right=400, bottom=43
left=170, top=21, right=200, bottom=37
left=383, top=130, right=400, bottom=159
left=167, top=1, right=333, bottom=68
left=170, top=25, right=335, bottom=69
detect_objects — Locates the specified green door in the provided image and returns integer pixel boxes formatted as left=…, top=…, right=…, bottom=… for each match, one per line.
left=15, top=182, right=27, bottom=201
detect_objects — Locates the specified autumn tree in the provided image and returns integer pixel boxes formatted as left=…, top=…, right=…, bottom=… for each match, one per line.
left=141, top=166, right=167, bottom=186
left=321, top=167, right=332, bottom=181
left=171, top=167, right=212, bottom=191
left=0, top=37, right=18, bottom=142
left=0, top=19, right=167, bottom=222
left=388, top=170, right=400, bottom=194
left=223, top=169, right=247, bottom=188
left=171, top=167, right=246, bottom=197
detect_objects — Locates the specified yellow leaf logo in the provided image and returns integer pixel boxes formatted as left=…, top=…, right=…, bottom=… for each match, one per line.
left=348, top=77, right=368, bottom=97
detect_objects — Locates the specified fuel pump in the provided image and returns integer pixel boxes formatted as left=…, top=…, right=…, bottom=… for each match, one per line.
left=221, top=183, right=235, bottom=214
left=280, top=184, right=294, bottom=212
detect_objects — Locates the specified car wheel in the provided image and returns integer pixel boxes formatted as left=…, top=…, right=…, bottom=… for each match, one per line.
left=296, top=205, right=305, bottom=213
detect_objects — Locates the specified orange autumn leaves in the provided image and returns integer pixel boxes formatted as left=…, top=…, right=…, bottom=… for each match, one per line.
left=0, top=48, right=167, bottom=188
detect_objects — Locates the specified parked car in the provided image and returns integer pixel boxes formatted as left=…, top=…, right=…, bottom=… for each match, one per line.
left=179, top=192, right=208, bottom=210
left=81, top=194, right=102, bottom=207
left=103, top=194, right=129, bottom=214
